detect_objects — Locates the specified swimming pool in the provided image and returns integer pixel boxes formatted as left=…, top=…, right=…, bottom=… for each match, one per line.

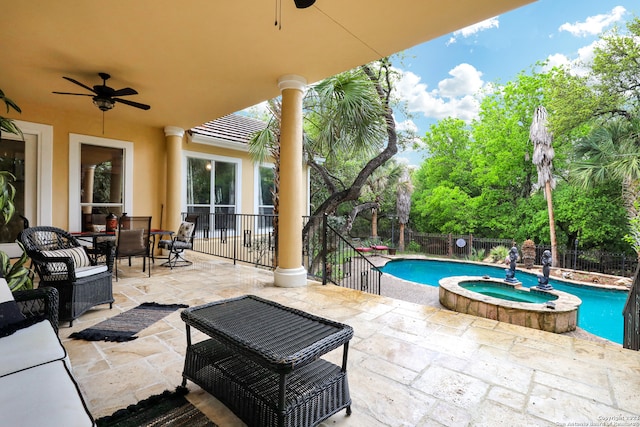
left=460, top=281, right=559, bottom=303
left=380, top=259, right=629, bottom=344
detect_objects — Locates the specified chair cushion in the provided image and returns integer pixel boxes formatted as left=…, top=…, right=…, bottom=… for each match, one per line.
left=41, top=247, right=92, bottom=268
left=0, top=276, right=26, bottom=330
left=176, top=221, right=195, bottom=242
left=75, top=265, right=109, bottom=278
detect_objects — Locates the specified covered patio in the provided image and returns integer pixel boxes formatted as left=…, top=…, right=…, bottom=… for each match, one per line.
left=2, top=0, right=536, bottom=286
left=63, top=255, right=640, bottom=425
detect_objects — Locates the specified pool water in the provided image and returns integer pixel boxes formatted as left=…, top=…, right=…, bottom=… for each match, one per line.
left=461, top=282, right=559, bottom=304
left=380, top=259, right=629, bottom=344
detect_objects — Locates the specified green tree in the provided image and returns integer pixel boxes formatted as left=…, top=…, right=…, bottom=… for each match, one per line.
left=572, top=119, right=640, bottom=256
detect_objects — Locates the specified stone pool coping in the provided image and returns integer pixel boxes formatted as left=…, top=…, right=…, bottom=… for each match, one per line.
left=439, top=276, right=582, bottom=334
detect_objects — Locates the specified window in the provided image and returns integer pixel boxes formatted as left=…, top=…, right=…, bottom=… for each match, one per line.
left=79, top=144, right=124, bottom=231
left=185, top=155, right=239, bottom=234
left=257, top=165, right=275, bottom=230
left=0, top=137, right=28, bottom=243
left=0, top=121, right=53, bottom=254
left=69, top=134, right=133, bottom=232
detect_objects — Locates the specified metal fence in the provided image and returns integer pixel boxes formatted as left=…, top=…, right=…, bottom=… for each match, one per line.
left=187, top=212, right=277, bottom=269
left=623, top=264, right=640, bottom=350
left=303, top=215, right=381, bottom=294
left=406, top=232, right=638, bottom=278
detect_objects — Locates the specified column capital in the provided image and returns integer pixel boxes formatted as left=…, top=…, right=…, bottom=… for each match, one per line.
left=164, top=126, right=185, bottom=138
left=278, top=74, right=307, bottom=92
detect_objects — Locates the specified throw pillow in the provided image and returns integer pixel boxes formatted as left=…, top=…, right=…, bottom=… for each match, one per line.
left=0, top=272, right=26, bottom=329
left=41, top=246, right=92, bottom=268
left=176, top=222, right=195, bottom=242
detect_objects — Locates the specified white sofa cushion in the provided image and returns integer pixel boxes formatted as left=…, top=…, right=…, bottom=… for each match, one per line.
left=0, top=359, right=94, bottom=426
left=0, top=319, right=68, bottom=377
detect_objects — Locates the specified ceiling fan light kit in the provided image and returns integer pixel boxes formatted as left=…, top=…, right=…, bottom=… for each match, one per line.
left=93, top=97, right=114, bottom=111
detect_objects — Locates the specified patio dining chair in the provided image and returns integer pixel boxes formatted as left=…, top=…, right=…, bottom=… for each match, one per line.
left=158, top=214, right=198, bottom=269
left=115, top=215, right=152, bottom=280
left=18, top=226, right=114, bottom=326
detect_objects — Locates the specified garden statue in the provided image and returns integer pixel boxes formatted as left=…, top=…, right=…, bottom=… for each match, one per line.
left=537, top=250, right=553, bottom=291
left=504, top=245, right=519, bottom=283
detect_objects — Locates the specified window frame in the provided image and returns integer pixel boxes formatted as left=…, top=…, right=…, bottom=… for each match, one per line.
left=69, top=134, right=133, bottom=232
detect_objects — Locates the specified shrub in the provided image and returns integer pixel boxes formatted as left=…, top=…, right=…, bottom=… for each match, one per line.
left=406, top=241, right=421, bottom=253
left=489, top=245, right=509, bottom=263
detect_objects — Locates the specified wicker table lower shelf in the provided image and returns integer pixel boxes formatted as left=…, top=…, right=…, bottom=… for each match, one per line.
left=183, top=339, right=351, bottom=427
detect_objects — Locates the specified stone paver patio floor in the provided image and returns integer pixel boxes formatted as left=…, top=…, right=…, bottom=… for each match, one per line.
left=61, top=253, right=640, bottom=426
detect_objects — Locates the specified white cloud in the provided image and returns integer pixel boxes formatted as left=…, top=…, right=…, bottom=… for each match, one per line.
left=394, top=66, right=485, bottom=123
left=543, top=39, right=603, bottom=77
left=447, top=16, right=499, bottom=45
left=558, top=6, right=626, bottom=37
left=438, top=64, right=484, bottom=97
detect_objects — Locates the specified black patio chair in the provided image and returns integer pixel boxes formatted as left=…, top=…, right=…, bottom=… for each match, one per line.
left=114, top=215, right=152, bottom=280
left=158, top=214, right=198, bottom=269
left=18, top=226, right=114, bottom=326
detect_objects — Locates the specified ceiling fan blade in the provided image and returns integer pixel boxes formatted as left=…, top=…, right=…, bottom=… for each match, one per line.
left=52, top=91, right=94, bottom=96
left=113, top=98, right=151, bottom=110
left=62, top=76, right=96, bottom=94
left=112, top=87, right=138, bottom=97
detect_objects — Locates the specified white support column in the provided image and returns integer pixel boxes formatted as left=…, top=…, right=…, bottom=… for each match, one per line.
left=274, top=74, right=308, bottom=287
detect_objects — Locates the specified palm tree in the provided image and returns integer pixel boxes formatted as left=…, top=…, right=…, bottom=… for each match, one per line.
left=359, top=163, right=401, bottom=239
left=572, top=119, right=640, bottom=258
left=396, top=168, right=413, bottom=251
left=530, top=105, right=559, bottom=266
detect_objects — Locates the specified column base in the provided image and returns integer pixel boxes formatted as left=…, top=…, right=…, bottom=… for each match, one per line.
left=274, top=266, right=308, bottom=288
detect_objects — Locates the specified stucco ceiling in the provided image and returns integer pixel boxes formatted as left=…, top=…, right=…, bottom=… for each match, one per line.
left=1, top=0, right=534, bottom=130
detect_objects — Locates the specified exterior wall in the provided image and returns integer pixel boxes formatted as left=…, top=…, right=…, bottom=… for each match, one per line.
left=14, top=101, right=166, bottom=230
left=11, top=102, right=276, bottom=232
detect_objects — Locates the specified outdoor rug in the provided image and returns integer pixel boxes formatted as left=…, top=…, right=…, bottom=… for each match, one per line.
left=96, top=386, right=217, bottom=427
left=70, top=302, right=188, bottom=342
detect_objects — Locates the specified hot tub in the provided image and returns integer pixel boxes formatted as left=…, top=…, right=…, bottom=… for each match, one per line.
left=439, top=276, right=581, bottom=333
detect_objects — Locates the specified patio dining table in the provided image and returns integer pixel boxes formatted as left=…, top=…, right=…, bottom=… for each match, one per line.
left=71, top=230, right=116, bottom=265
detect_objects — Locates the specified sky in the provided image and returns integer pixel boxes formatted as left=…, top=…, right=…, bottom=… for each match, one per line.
left=244, top=1, right=639, bottom=167
left=394, top=0, right=639, bottom=166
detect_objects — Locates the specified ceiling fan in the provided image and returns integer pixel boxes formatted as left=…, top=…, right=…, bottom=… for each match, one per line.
left=52, top=72, right=150, bottom=112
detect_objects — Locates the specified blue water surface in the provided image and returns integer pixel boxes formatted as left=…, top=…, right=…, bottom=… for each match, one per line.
left=380, top=259, right=629, bottom=344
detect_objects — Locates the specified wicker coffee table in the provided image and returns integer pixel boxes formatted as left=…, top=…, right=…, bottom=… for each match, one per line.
left=181, top=295, right=353, bottom=427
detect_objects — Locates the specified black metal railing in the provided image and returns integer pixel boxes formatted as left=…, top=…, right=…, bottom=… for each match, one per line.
left=185, top=212, right=380, bottom=296
left=186, top=212, right=277, bottom=269
left=303, top=215, right=381, bottom=294
left=623, top=264, right=640, bottom=350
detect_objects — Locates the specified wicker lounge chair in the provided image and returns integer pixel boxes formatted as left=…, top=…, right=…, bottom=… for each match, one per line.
left=18, top=226, right=114, bottom=326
